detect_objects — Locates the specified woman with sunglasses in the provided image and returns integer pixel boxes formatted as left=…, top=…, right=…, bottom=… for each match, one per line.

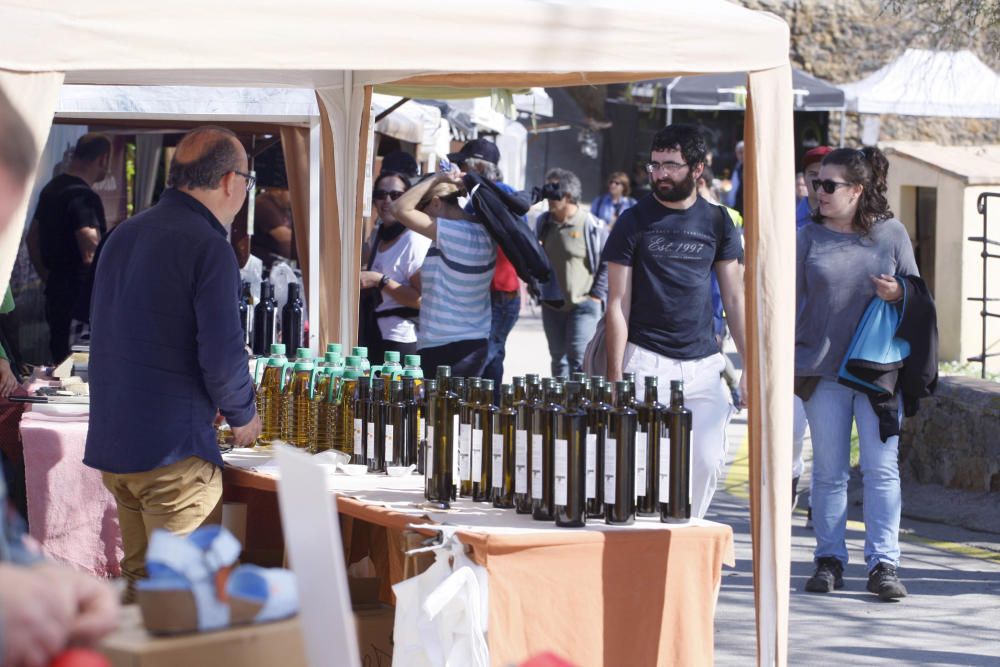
left=590, top=171, right=636, bottom=228
left=358, top=172, right=430, bottom=362
left=796, top=146, right=918, bottom=601
left=391, top=169, right=496, bottom=378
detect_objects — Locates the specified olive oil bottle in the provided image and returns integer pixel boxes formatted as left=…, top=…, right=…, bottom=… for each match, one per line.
left=605, top=380, right=637, bottom=525
left=664, top=380, right=694, bottom=522
left=385, top=380, right=406, bottom=468
left=585, top=378, right=612, bottom=519
left=554, top=381, right=588, bottom=527
left=492, top=382, right=517, bottom=508
left=532, top=379, right=565, bottom=521
left=513, top=375, right=537, bottom=514
left=637, top=376, right=664, bottom=516
left=458, top=378, right=479, bottom=497
left=473, top=379, right=497, bottom=502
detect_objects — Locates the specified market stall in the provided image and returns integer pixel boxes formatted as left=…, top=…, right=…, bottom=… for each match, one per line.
left=0, top=1, right=797, bottom=664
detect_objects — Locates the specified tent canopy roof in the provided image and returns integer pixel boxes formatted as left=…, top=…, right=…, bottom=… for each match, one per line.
left=841, top=49, right=1000, bottom=118
left=628, top=67, right=845, bottom=111
left=883, top=141, right=1000, bottom=185
left=2, top=0, right=789, bottom=87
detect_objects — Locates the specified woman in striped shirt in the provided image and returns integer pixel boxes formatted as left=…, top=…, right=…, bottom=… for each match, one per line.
left=392, top=171, right=497, bottom=379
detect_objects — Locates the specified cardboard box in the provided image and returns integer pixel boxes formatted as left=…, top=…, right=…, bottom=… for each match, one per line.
left=100, top=606, right=307, bottom=667
left=349, top=577, right=395, bottom=667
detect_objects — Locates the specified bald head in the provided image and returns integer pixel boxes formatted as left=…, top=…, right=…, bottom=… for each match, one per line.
left=168, top=126, right=246, bottom=191
left=0, top=88, right=37, bottom=230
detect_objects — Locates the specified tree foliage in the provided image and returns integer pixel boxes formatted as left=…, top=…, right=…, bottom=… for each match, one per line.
left=884, top=0, right=1000, bottom=57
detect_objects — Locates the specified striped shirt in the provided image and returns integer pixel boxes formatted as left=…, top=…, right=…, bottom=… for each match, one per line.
left=418, top=217, right=496, bottom=349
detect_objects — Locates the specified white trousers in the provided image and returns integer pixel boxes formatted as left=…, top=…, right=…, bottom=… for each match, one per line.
left=624, top=344, right=735, bottom=518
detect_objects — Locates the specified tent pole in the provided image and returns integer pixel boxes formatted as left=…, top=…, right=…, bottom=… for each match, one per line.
left=838, top=108, right=847, bottom=147
left=308, top=117, right=321, bottom=354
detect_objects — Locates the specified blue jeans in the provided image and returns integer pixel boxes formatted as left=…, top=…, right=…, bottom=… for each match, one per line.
left=483, top=291, right=520, bottom=403
left=803, top=379, right=901, bottom=572
left=541, top=298, right=602, bottom=378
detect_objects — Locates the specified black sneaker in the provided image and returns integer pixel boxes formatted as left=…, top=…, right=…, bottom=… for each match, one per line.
left=805, top=557, right=844, bottom=593
left=867, top=563, right=907, bottom=601
left=792, top=476, right=800, bottom=510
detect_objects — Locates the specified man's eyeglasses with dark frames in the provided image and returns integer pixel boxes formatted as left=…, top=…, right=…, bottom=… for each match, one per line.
left=233, top=170, right=256, bottom=192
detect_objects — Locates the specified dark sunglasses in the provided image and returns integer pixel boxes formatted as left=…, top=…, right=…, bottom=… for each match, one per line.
left=609, top=180, right=625, bottom=186
left=373, top=189, right=405, bottom=202
left=812, top=179, right=853, bottom=195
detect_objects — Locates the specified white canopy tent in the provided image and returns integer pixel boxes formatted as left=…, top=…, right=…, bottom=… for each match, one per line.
left=0, top=1, right=795, bottom=665
left=841, top=48, right=1000, bottom=118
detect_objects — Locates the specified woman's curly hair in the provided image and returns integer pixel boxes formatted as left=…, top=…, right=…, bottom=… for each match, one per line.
left=813, top=146, right=893, bottom=235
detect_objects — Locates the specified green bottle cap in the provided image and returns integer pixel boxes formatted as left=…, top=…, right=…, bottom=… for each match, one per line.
left=343, top=369, right=363, bottom=379
left=404, top=354, right=421, bottom=366
left=293, top=361, right=314, bottom=371
left=296, top=347, right=312, bottom=359
left=345, top=355, right=363, bottom=368
left=384, top=350, right=400, bottom=363
left=351, top=346, right=368, bottom=358
left=326, top=343, right=342, bottom=355
left=266, top=357, right=286, bottom=367
left=324, top=352, right=341, bottom=363
left=270, top=344, right=286, bottom=356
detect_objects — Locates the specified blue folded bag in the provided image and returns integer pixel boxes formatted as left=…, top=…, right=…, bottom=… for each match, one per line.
left=838, top=278, right=910, bottom=396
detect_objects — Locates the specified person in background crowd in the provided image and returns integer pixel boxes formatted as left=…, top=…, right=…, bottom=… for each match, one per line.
left=724, top=139, right=744, bottom=215
left=85, top=126, right=261, bottom=601
left=0, top=87, right=119, bottom=667
left=696, top=165, right=743, bottom=407
left=590, top=171, right=637, bottom=228
left=380, top=150, right=419, bottom=182
left=797, top=146, right=917, bottom=601
left=250, top=188, right=295, bottom=270
left=796, top=172, right=808, bottom=203
left=604, top=124, right=746, bottom=519
left=27, top=133, right=110, bottom=363
left=447, top=138, right=524, bottom=403
left=537, top=168, right=607, bottom=378
left=792, top=145, right=831, bottom=510
left=359, top=172, right=429, bottom=362
left=392, top=169, right=496, bottom=378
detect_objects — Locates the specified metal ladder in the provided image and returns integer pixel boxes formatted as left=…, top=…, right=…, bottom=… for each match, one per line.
left=967, top=192, right=1000, bottom=378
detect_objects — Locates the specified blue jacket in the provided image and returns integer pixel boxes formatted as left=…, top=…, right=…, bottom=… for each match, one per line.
left=536, top=209, right=609, bottom=302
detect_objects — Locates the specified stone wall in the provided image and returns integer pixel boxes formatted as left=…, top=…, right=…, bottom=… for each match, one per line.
left=737, top=0, right=1000, bottom=147
left=899, top=376, right=1000, bottom=492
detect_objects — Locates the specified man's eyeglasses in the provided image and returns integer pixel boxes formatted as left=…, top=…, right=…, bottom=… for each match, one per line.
left=373, top=189, right=405, bottom=202
left=646, top=161, right=688, bottom=175
left=233, top=170, right=256, bottom=192
left=812, top=179, right=853, bottom=194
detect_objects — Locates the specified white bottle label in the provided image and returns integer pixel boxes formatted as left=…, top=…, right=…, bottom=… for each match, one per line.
left=492, top=434, right=504, bottom=489
left=426, top=425, right=435, bottom=480
left=635, top=431, right=648, bottom=497
left=472, top=429, right=484, bottom=481
left=585, top=432, right=597, bottom=500
left=459, top=424, right=472, bottom=480
left=515, top=430, right=528, bottom=493
left=452, top=415, right=460, bottom=481
left=531, top=433, right=544, bottom=499
left=659, top=436, right=670, bottom=504
left=353, top=418, right=363, bottom=456
left=604, top=437, right=617, bottom=501
left=385, top=424, right=394, bottom=463
left=554, top=438, right=568, bottom=506
left=366, top=427, right=376, bottom=460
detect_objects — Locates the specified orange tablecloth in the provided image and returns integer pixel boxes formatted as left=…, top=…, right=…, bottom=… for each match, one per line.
left=224, top=466, right=734, bottom=667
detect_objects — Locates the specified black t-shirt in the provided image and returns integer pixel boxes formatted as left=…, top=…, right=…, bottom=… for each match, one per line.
left=601, top=194, right=743, bottom=360
left=34, top=173, right=106, bottom=290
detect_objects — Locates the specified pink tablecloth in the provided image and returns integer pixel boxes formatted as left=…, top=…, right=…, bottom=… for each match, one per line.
left=20, top=410, right=122, bottom=577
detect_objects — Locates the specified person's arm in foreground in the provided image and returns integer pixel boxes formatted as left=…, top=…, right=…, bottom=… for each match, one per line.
left=715, top=258, right=748, bottom=409
left=605, top=261, right=632, bottom=382
left=390, top=175, right=445, bottom=241
left=359, top=271, right=421, bottom=309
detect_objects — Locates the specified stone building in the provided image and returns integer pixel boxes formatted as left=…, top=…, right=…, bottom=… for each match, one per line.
left=738, top=0, right=1000, bottom=147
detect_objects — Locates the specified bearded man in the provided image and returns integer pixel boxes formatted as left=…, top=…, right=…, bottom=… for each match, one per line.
left=602, top=124, right=747, bottom=518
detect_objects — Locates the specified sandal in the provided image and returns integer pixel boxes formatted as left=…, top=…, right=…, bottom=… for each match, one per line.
left=136, top=525, right=298, bottom=635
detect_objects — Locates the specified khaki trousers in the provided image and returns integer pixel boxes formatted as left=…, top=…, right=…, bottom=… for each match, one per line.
left=102, top=456, right=223, bottom=596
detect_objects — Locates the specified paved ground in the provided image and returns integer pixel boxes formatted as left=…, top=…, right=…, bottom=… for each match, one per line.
left=503, top=309, right=1000, bottom=666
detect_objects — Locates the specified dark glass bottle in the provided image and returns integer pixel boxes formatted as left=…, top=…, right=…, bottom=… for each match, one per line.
left=492, top=383, right=517, bottom=508
left=554, top=381, right=588, bottom=527
left=368, top=378, right=387, bottom=473
left=458, top=378, right=480, bottom=497
left=384, top=380, right=406, bottom=468
left=354, top=378, right=371, bottom=467
left=401, top=376, right=419, bottom=467
left=533, top=379, right=565, bottom=521
left=513, top=376, right=535, bottom=514
left=605, top=380, right=637, bottom=525
left=448, top=377, right=465, bottom=500
left=252, top=280, right=278, bottom=355
left=637, top=376, right=664, bottom=517
left=623, top=372, right=638, bottom=408
left=427, top=368, right=457, bottom=508
left=238, top=281, right=254, bottom=348
left=417, top=377, right=433, bottom=475
left=472, top=380, right=496, bottom=502
left=664, top=380, right=694, bottom=522
left=586, top=378, right=612, bottom=519
left=423, top=379, right=440, bottom=501
left=281, top=282, right=305, bottom=352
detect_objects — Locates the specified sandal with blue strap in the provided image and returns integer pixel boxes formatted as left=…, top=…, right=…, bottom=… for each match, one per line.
left=136, top=525, right=298, bottom=635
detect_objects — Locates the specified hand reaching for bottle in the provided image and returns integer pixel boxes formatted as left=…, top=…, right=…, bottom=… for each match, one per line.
left=231, top=413, right=262, bottom=447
